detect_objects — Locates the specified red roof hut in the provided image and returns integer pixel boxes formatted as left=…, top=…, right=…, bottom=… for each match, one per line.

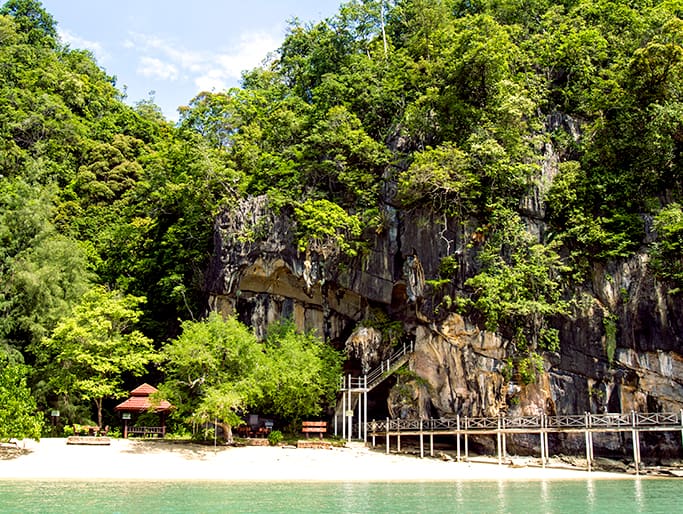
left=114, top=383, right=173, bottom=438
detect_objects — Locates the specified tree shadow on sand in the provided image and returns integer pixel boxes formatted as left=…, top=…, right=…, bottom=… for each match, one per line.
left=120, top=439, right=230, bottom=461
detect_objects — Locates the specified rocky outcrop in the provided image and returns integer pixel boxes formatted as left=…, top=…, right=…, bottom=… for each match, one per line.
left=206, top=112, right=683, bottom=459
left=207, top=194, right=683, bottom=424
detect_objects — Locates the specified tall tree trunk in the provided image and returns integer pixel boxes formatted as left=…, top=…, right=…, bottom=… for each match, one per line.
left=95, top=398, right=103, bottom=428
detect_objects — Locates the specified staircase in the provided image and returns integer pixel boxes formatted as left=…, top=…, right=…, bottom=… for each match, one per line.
left=364, top=341, right=414, bottom=391
left=335, top=341, right=415, bottom=441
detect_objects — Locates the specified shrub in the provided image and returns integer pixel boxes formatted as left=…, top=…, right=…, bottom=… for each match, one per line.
left=268, top=430, right=283, bottom=446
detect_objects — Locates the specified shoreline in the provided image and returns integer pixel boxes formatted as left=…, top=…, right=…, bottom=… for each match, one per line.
left=0, top=438, right=660, bottom=482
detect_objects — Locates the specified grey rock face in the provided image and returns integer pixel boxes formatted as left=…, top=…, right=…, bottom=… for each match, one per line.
left=206, top=117, right=683, bottom=460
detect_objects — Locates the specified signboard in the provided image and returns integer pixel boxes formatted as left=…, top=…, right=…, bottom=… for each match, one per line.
left=346, top=410, right=354, bottom=417
left=122, top=413, right=131, bottom=420
left=50, top=410, right=60, bottom=417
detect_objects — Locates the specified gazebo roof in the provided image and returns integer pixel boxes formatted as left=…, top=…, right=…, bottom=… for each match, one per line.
left=130, top=383, right=159, bottom=396
left=114, top=383, right=173, bottom=413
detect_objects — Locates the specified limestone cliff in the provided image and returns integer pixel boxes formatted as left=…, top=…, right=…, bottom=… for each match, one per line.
left=206, top=194, right=683, bottom=424
left=205, top=114, right=683, bottom=458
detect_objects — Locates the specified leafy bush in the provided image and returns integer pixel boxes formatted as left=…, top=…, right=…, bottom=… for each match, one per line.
left=268, top=430, right=283, bottom=446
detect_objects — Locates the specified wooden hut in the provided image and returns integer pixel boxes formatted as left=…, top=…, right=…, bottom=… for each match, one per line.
left=114, top=383, right=173, bottom=438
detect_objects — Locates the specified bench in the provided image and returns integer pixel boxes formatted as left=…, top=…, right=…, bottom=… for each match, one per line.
left=302, top=421, right=327, bottom=439
left=72, top=424, right=100, bottom=436
left=127, top=426, right=166, bottom=438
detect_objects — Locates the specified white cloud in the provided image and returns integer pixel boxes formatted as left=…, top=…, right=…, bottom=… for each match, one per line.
left=58, top=28, right=108, bottom=62
left=128, top=29, right=280, bottom=93
left=137, top=56, right=179, bottom=81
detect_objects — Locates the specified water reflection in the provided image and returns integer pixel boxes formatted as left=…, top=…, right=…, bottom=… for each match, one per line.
left=633, top=478, right=643, bottom=512
left=540, top=479, right=549, bottom=507
left=2, top=479, right=682, bottom=514
left=586, top=479, right=595, bottom=510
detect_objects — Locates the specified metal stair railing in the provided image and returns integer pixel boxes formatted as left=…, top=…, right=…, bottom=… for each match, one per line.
left=364, top=341, right=414, bottom=391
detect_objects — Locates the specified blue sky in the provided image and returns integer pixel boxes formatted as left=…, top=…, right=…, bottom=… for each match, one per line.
left=39, top=1, right=343, bottom=121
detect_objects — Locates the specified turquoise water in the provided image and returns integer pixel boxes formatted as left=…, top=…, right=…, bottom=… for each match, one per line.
left=0, top=479, right=679, bottom=513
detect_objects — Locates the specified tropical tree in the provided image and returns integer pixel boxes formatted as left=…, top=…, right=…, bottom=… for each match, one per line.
left=0, top=354, right=43, bottom=440
left=259, top=320, right=343, bottom=425
left=38, top=286, right=156, bottom=427
left=160, top=313, right=343, bottom=438
left=159, top=312, right=265, bottom=439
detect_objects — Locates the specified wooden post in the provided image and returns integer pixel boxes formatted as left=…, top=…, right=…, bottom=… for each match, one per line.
left=585, top=412, right=592, bottom=472
left=357, top=388, right=362, bottom=440
left=371, top=419, right=376, bottom=447
left=347, top=375, right=352, bottom=443
left=341, top=384, right=346, bottom=440
left=419, top=419, right=424, bottom=459
left=538, top=413, right=548, bottom=468
left=632, top=411, right=640, bottom=475
left=544, top=415, right=550, bottom=465
left=386, top=417, right=390, bottom=455
left=430, top=432, right=434, bottom=458
left=456, top=414, right=461, bottom=462
left=465, top=416, right=469, bottom=461
left=497, top=415, right=502, bottom=465
left=545, top=413, right=550, bottom=465
left=363, top=375, right=368, bottom=443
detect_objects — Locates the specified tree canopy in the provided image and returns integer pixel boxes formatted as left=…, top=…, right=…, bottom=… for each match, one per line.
left=1, top=0, right=682, bottom=430
left=159, top=313, right=342, bottom=436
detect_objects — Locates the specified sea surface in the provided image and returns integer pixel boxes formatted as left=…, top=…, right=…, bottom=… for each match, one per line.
left=0, top=478, right=679, bottom=513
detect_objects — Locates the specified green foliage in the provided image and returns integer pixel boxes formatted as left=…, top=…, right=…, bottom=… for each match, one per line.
left=603, top=313, right=618, bottom=364
left=463, top=205, right=568, bottom=382
left=0, top=0, right=56, bottom=47
left=38, top=286, right=156, bottom=427
left=260, top=319, right=343, bottom=422
left=465, top=205, right=569, bottom=332
left=0, top=178, right=93, bottom=353
left=159, top=312, right=264, bottom=430
left=650, top=203, right=683, bottom=293
left=160, top=314, right=342, bottom=431
left=398, top=142, right=480, bottom=215
left=294, top=199, right=363, bottom=257
left=0, top=355, right=43, bottom=440
left=359, top=308, right=405, bottom=347
left=268, top=429, right=283, bottom=446
left=2, top=0, right=683, bottom=423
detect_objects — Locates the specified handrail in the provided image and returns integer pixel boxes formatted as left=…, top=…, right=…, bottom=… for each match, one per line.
left=339, top=341, right=415, bottom=392
left=367, top=411, right=683, bottom=434
left=365, top=341, right=414, bottom=389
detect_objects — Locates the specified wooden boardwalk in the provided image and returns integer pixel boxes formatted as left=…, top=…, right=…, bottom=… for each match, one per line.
left=367, top=411, right=683, bottom=473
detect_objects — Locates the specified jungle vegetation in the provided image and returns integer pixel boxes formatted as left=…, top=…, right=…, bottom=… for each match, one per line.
left=0, top=0, right=681, bottom=437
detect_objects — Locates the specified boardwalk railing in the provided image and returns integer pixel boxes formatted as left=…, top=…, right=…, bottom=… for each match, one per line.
left=366, top=411, right=683, bottom=473
left=368, top=411, right=683, bottom=435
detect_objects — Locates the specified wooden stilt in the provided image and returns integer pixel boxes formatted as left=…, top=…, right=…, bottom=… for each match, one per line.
left=464, top=416, right=469, bottom=461
left=585, top=429, right=591, bottom=472
left=385, top=417, right=390, bottom=454
left=544, top=431, right=550, bottom=465
left=632, top=429, right=641, bottom=474
left=497, top=416, right=502, bottom=465
left=456, top=415, right=461, bottom=462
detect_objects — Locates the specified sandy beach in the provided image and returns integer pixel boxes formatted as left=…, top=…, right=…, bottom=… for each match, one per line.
left=0, top=438, right=636, bottom=482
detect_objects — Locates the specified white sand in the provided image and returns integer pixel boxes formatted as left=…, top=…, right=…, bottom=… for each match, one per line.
left=0, top=438, right=634, bottom=482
